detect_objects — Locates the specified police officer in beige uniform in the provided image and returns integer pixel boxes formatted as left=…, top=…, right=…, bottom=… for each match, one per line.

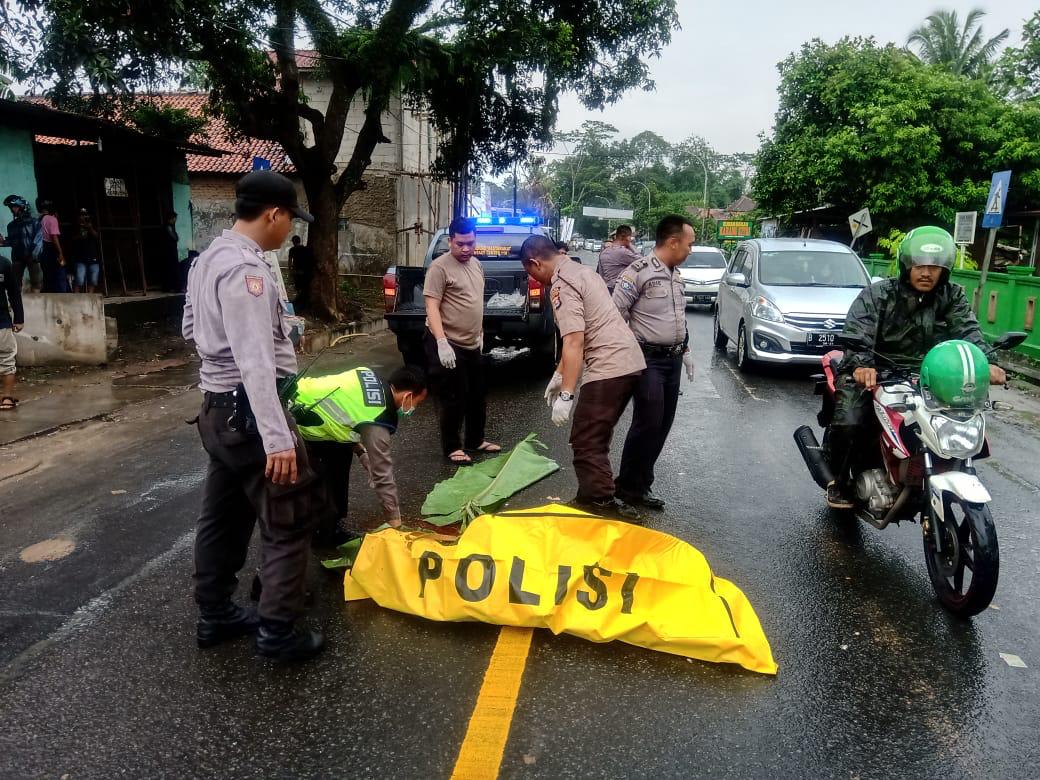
left=183, top=170, right=328, bottom=663
left=612, top=215, right=697, bottom=511
left=520, top=234, right=645, bottom=520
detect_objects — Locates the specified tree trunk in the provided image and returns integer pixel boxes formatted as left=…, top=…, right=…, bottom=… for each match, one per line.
left=304, top=176, right=341, bottom=321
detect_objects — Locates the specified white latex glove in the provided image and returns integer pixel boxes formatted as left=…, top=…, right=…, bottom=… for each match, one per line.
left=682, top=350, right=695, bottom=381
left=436, top=338, right=457, bottom=369
left=544, top=371, right=563, bottom=407
left=551, top=395, right=574, bottom=427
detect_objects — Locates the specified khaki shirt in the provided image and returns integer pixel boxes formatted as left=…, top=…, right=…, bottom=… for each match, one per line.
left=551, top=260, right=645, bottom=383
left=597, top=244, right=641, bottom=289
left=183, top=230, right=298, bottom=454
left=424, top=253, right=484, bottom=349
left=613, top=253, right=688, bottom=347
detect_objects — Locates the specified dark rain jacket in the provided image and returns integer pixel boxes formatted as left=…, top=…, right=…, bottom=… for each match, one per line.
left=839, top=275, right=987, bottom=373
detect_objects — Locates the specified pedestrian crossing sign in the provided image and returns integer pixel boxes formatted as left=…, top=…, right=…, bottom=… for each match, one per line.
left=982, top=170, right=1011, bottom=229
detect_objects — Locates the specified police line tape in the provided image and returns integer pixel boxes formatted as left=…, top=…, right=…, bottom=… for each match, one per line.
left=344, top=504, right=777, bottom=675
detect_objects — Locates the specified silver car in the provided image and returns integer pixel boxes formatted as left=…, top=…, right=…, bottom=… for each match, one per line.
left=678, top=246, right=727, bottom=309
left=713, top=238, right=870, bottom=371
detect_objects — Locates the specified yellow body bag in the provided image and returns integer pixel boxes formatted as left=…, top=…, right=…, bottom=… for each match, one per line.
left=344, top=504, right=777, bottom=675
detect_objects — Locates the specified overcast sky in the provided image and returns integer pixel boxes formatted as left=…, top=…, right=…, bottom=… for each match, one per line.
left=555, top=0, right=1037, bottom=154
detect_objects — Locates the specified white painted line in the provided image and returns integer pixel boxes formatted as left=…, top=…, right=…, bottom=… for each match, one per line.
left=723, top=363, right=764, bottom=401
left=999, top=653, right=1028, bottom=669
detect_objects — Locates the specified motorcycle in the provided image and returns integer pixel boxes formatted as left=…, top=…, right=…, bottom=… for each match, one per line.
left=794, top=331, right=1028, bottom=617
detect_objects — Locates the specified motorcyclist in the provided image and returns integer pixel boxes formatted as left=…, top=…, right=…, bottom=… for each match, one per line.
left=825, top=225, right=1007, bottom=509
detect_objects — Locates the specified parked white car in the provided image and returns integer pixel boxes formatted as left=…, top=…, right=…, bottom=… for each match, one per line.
left=713, top=238, right=871, bottom=371
left=678, top=246, right=727, bottom=309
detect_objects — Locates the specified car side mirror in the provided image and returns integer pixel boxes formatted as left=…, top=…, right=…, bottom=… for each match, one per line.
left=871, top=276, right=884, bottom=283
left=992, top=331, right=1027, bottom=351
left=725, top=272, right=748, bottom=287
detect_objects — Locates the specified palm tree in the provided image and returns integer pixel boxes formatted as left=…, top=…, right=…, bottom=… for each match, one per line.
left=907, top=8, right=1010, bottom=78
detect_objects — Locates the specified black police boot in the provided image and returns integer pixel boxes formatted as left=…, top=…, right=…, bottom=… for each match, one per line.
left=312, top=527, right=361, bottom=549
left=197, top=602, right=259, bottom=649
left=616, top=488, right=666, bottom=512
left=255, top=620, right=325, bottom=663
left=571, top=496, right=644, bottom=524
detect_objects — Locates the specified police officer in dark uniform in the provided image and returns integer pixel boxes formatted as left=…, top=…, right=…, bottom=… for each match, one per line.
left=183, top=171, right=328, bottom=663
left=611, top=215, right=697, bottom=511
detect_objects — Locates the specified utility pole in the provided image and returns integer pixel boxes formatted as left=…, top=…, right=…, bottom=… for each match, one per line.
left=511, top=161, right=518, bottom=217
left=631, top=180, right=652, bottom=235
left=692, top=153, right=709, bottom=237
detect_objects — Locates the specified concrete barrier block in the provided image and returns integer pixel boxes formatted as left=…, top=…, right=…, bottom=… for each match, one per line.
left=14, top=293, right=108, bottom=366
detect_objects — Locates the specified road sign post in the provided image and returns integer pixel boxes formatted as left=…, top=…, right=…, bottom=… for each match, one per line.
left=954, top=211, right=977, bottom=269
left=848, top=208, right=872, bottom=249
left=977, top=171, right=1012, bottom=312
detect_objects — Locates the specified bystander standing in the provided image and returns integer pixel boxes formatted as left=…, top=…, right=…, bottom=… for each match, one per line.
left=37, top=199, right=69, bottom=293
left=287, top=235, right=313, bottom=310
left=1, top=195, right=41, bottom=292
left=72, top=209, right=101, bottom=293
left=0, top=248, right=25, bottom=410
left=596, top=224, right=641, bottom=293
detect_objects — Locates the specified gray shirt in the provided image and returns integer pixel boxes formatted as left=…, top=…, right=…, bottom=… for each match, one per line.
left=596, top=244, right=641, bottom=289
left=612, top=253, right=688, bottom=347
left=357, top=424, right=400, bottom=521
left=183, top=229, right=298, bottom=454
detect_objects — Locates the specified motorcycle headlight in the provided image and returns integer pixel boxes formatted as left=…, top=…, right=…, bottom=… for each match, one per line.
left=930, top=414, right=984, bottom=459
left=752, top=296, right=784, bottom=323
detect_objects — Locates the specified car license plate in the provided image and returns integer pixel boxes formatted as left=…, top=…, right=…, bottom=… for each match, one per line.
left=807, top=332, right=837, bottom=346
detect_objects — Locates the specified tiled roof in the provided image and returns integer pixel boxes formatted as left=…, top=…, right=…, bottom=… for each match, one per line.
left=137, top=93, right=294, bottom=175
left=727, top=195, right=757, bottom=213
left=27, top=93, right=294, bottom=175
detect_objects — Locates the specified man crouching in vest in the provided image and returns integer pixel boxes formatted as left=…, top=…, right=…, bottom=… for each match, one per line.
left=291, top=365, right=428, bottom=546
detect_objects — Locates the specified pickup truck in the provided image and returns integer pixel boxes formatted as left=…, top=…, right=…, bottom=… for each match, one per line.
left=383, top=220, right=558, bottom=369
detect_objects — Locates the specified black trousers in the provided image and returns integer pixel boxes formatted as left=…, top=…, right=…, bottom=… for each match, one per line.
left=306, top=440, right=353, bottom=534
left=424, top=331, right=487, bottom=454
left=193, top=396, right=328, bottom=624
left=617, top=356, right=682, bottom=497
left=826, top=377, right=875, bottom=487
left=570, top=373, right=640, bottom=502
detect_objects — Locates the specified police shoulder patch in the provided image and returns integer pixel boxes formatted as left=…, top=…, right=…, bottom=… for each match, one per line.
left=358, top=369, right=386, bottom=407
left=244, top=275, right=264, bottom=297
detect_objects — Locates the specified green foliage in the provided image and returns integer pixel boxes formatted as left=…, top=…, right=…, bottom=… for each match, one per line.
left=994, top=11, right=1040, bottom=101
left=19, top=0, right=678, bottom=320
left=754, top=37, right=1040, bottom=235
left=421, top=434, right=559, bottom=528
left=127, top=104, right=206, bottom=143
left=906, top=8, right=1009, bottom=79
left=876, top=228, right=906, bottom=260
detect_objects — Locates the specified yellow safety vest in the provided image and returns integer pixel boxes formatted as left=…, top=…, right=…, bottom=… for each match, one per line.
left=294, top=367, right=392, bottom=444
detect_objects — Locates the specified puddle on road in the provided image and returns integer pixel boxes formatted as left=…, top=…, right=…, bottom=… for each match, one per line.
left=20, top=537, right=76, bottom=563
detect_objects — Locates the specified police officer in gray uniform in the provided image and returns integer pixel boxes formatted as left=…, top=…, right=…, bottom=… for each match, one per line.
left=611, top=215, right=697, bottom=511
left=183, top=171, right=328, bottom=662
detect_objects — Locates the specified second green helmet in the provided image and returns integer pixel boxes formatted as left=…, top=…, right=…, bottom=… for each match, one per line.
left=898, top=226, right=955, bottom=273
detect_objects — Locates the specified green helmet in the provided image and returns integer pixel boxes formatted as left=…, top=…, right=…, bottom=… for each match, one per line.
left=898, top=226, right=955, bottom=273
left=920, top=340, right=990, bottom=410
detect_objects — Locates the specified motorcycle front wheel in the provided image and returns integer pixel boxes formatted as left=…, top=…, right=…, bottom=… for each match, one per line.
left=923, top=496, right=999, bottom=618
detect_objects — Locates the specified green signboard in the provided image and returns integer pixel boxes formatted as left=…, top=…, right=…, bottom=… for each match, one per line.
left=717, top=220, right=753, bottom=240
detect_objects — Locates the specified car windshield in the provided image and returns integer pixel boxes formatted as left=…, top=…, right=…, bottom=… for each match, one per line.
left=684, top=251, right=726, bottom=269
left=432, top=229, right=535, bottom=259
left=758, top=250, right=868, bottom=287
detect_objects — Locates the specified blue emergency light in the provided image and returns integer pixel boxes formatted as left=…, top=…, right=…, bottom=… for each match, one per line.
left=474, top=215, right=541, bottom=227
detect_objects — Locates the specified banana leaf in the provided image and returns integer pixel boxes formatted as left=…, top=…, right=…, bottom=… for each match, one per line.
left=321, top=536, right=363, bottom=570
left=421, top=434, right=559, bottom=528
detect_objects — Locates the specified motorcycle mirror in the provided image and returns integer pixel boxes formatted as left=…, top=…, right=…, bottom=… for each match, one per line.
left=991, top=332, right=1028, bottom=351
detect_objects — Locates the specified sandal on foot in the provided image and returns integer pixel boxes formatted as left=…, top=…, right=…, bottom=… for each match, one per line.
left=474, top=442, right=502, bottom=453
left=0, top=397, right=17, bottom=410
left=447, top=450, right=473, bottom=465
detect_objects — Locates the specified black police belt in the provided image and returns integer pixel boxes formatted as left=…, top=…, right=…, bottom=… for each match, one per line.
left=639, top=342, right=685, bottom=358
left=204, top=382, right=288, bottom=434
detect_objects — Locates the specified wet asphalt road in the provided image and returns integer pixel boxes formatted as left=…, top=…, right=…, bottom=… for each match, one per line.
left=2, top=269, right=1040, bottom=777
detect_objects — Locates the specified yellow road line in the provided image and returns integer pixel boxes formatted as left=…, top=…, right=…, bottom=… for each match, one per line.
left=450, top=627, right=534, bottom=780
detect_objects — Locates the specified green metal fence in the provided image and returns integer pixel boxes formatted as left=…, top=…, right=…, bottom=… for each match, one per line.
left=861, top=258, right=1040, bottom=361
